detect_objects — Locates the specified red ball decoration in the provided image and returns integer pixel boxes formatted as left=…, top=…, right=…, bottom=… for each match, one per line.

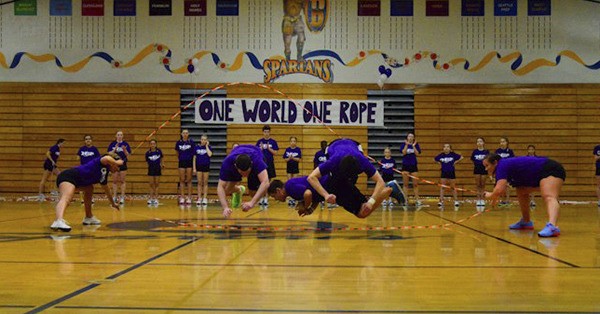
left=404, top=58, right=410, bottom=65
left=442, top=63, right=449, bottom=70
left=162, top=58, right=170, bottom=65
left=156, top=45, right=163, bottom=52
left=430, top=53, right=437, bottom=60
left=415, top=53, right=422, bottom=60
left=114, top=62, right=120, bottom=68
left=359, top=51, right=366, bottom=58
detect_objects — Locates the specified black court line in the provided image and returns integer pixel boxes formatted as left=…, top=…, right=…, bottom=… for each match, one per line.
left=53, top=305, right=600, bottom=313
left=422, top=211, right=580, bottom=268
left=24, top=237, right=200, bottom=314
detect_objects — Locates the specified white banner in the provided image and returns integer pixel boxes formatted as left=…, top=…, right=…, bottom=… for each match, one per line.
left=194, top=98, right=384, bottom=126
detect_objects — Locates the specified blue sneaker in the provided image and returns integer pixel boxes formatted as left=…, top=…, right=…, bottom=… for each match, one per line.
left=509, top=219, right=534, bottom=230
left=386, top=180, right=406, bottom=205
left=538, top=223, right=560, bottom=237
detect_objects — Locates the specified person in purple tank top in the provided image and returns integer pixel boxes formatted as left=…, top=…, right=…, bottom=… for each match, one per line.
left=268, top=176, right=329, bottom=217
left=38, top=138, right=65, bottom=201
left=193, top=134, right=212, bottom=206
left=307, top=138, right=392, bottom=218
left=218, top=145, right=270, bottom=218
left=399, top=133, right=422, bottom=206
left=313, top=140, right=328, bottom=169
left=77, top=135, right=101, bottom=203
left=107, top=131, right=131, bottom=205
left=483, top=153, right=566, bottom=237
left=50, top=154, right=123, bottom=232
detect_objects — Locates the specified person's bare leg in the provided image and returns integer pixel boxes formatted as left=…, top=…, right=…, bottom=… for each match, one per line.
left=55, top=183, right=76, bottom=220
left=357, top=187, right=393, bottom=218
left=539, top=177, right=563, bottom=225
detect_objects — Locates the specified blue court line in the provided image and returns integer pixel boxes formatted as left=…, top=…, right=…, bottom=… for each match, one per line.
left=24, top=237, right=200, bottom=314
left=52, top=305, right=599, bottom=313
left=422, top=211, right=580, bottom=268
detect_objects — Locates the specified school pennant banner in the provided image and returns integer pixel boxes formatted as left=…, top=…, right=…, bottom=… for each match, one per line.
left=194, top=98, right=384, bottom=126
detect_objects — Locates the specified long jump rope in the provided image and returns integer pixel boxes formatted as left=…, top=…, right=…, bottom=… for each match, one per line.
left=117, top=82, right=493, bottom=232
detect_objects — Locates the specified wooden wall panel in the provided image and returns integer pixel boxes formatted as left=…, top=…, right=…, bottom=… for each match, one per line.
left=1, top=83, right=598, bottom=201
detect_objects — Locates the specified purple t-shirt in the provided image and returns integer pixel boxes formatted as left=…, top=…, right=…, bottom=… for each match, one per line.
left=594, top=145, right=600, bottom=169
left=319, top=139, right=377, bottom=178
left=284, top=147, right=302, bottom=165
left=379, top=157, right=396, bottom=176
left=471, top=149, right=489, bottom=169
left=75, top=157, right=110, bottom=186
left=495, top=148, right=515, bottom=159
left=219, top=145, right=268, bottom=181
left=108, top=141, right=131, bottom=162
left=285, top=175, right=329, bottom=203
left=435, top=152, right=462, bottom=173
left=145, top=149, right=163, bottom=167
left=77, top=146, right=100, bottom=165
left=256, top=138, right=279, bottom=164
left=175, top=139, right=195, bottom=162
left=195, top=145, right=212, bottom=167
left=313, top=150, right=327, bottom=168
left=48, top=144, right=61, bottom=163
left=399, top=143, right=421, bottom=166
left=495, top=156, right=548, bottom=187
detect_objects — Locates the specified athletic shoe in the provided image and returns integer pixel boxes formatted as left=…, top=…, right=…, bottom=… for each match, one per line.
left=50, top=219, right=72, bottom=232
left=82, top=216, right=101, bottom=225
left=538, top=222, right=560, bottom=237
left=50, top=190, right=59, bottom=196
left=498, top=201, right=510, bottom=207
left=231, top=185, right=246, bottom=208
left=38, top=194, right=46, bottom=202
left=386, top=180, right=407, bottom=206
left=147, top=199, right=153, bottom=205
left=530, top=200, right=536, bottom=208
left=196, top=198, right=202, bottom=206
left=119, top=197, right=125, bottom=205
left=201, top=198, right=208, bottom=206
left=509, top=219, right=534, bottom=230
left=382, top=200, right=388, bottom=206
left=178, top=197, right=185, bottom=205
left=185, top=198, right=192, bottom=206
left=437, top=202, right=444, bottom=208
left=454, top=201, right=460, bottom=207
left=415, top=200, right=423, bottom=207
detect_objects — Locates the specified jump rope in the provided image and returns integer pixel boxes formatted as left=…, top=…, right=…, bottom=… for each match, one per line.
left=120, top=82, right=493, bottom=232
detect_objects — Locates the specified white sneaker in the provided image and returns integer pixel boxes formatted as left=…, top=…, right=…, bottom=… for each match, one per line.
left=201, top=198, right=208, bottom=206
left=152, top=199, right=159, bottom=205
left=178, top=197, right=185, bottom=205
left=185, top=198, right=192, bottom=205
left=50, top=219, right=72, bottom=232
left=529, top=200, right=536, bottom=208
left=38, top=194, right=46, bottom=202
left=147, top=199, right=153, bottom=205
left=415, top=200, right=423, bottom=207
left=50, top=190, right=59, bottom=196
left=454, top=201, right=460, bottom=207
left=119, top=196, right=125, bottom=204
left=382, top=200, right=388, bottom=206
left=196, top=198, right=202, bottom=206
left=82, top=216, right=101, bottom=225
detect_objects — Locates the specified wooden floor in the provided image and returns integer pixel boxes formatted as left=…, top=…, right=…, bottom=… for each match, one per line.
left=1, top=198, right=599, bottom=313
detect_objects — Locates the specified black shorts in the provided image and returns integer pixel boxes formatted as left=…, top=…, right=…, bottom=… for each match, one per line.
left=382, top=172, right=394, bottom=182
left=286, top=162, right=299, bottom=174
left=596, top=167, right=600, bottom=176
left=402, top=164, right=418, bottom=173
left=328, top=175, right=367, bottom=217
left=43, top=160, right=57, bottom=172
left=196, top=164, right=210, bottom=172
left=119, top=162, right=128, bottom=172
left=441, top=171, right=456, bottom=179
left=540, top=159, right=566, bottom=182
left=179, top=159, right=193, bottom=169
left=266, top=160, right=276, bottom=179
left=473, top=164, right=487, bottom=175
left=56, top=168, right=79, bottom=187
left=247, top=167, right=265, bottom=191
left=148, top=165, right=162, bottom=176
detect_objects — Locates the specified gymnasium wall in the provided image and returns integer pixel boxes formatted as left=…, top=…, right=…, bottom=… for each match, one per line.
left=1, top=82, right=599, bottom=200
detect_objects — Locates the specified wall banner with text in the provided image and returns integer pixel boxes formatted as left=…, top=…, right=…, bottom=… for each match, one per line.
left=194, top=98, right=384, bottom=126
